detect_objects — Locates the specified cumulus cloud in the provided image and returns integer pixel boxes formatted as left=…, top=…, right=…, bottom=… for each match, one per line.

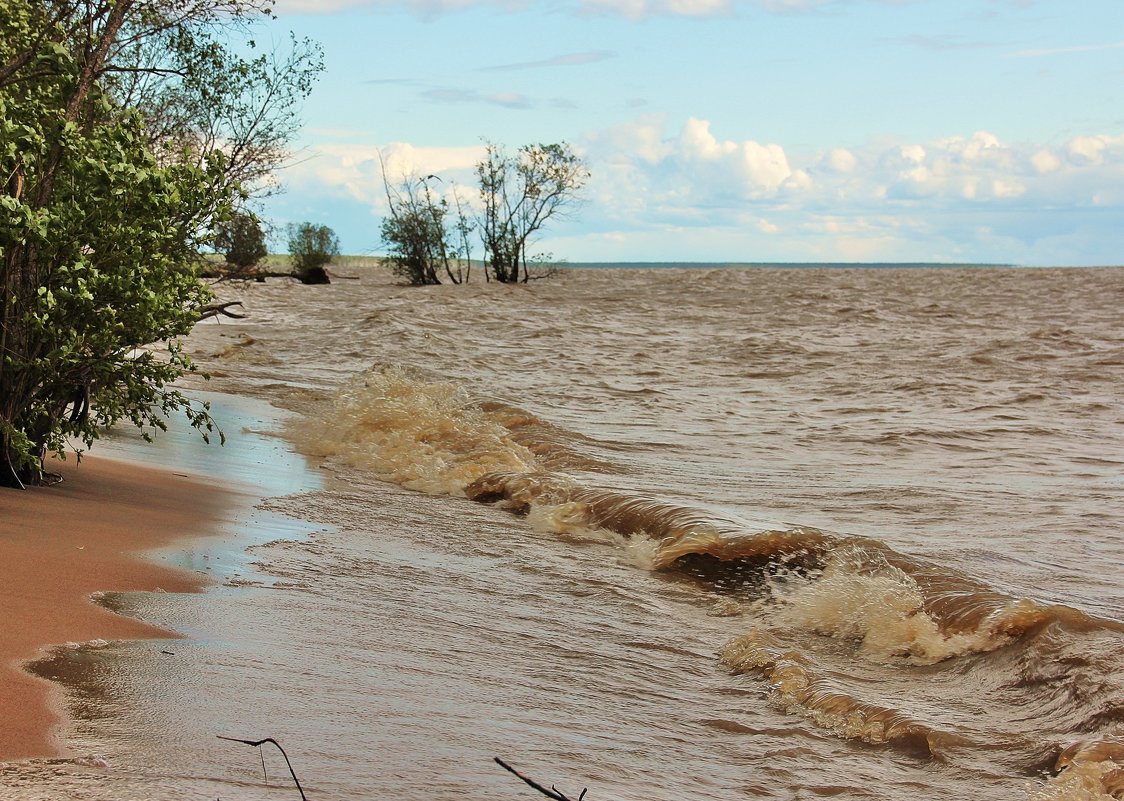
left=578, top=117, right=812, bottom=238
left=585, top=115, right=673, bottom=164
left=573, top=118, right=1124, bottom=262
left=1068, top=135, right=1109, bottom=164
left=1031, top=148, right=1061, bottom=173
left=282, top=141, right=484, bottom=210
left=676, top=118, right=795, bottom=192
left=899, top=144, right=925, bottom=164
left=278, top=118, right=1124, bottom=264
left=826, top=148, right=857, bottom=173
left=991, top=177, right=1025, bottom=198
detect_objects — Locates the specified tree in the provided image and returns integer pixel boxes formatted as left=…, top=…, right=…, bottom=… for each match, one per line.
left=476, top=142, right=588, bottom=284
left=0, top=0, right=321, bottom=488
left=104, top=11, right=322, bottom=201
left=379, top=167, right=473, bottom=286
left=214, top=211, right=268, bottom=272
left=287, top=222, right=339, bottom=285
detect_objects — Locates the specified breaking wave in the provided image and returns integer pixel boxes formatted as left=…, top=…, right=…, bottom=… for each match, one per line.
left=298, top=365, right=1124, bottom=770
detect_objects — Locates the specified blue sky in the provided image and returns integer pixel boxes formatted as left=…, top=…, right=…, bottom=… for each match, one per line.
left=259, top=0, right=1124, bottom=265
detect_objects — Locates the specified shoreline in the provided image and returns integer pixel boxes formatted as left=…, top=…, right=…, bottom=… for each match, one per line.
left=0, top=454, right=234, bottom=762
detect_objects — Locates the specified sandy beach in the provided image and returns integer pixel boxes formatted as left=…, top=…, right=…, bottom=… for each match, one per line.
left=0, top=456, right=230, bottom=761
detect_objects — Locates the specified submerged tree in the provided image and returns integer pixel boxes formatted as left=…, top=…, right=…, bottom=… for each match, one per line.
left=379, top=167, right=473, bottom=286
left=214, top=211, right=268, bottom=273
left=476, top=142, right=588, bottom=284
left=287, top=222, right=339, bottom=284
left=0, top=0, right=321, bottom=488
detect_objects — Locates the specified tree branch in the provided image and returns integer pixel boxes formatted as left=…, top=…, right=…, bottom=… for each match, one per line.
left=197, top=300, right=246, bottom=320
left=218, top=735, right=307, bottom=800
left=494, top=757, right=589, bottom=801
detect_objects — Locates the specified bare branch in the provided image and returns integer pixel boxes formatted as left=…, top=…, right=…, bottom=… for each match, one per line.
left=197, top=300, right=246, bottom=320
left=494, top=757, right=590, bottom=801
left=218, top=735, right=307, bottom=800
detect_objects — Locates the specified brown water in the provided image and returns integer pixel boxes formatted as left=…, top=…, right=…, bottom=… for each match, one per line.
left=3, top=265, right=1122, bottom=800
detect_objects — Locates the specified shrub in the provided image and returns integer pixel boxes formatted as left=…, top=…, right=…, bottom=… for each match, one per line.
left=215, top=212, right=268, bottom=272
left=287, top=222, right=339, bottom=284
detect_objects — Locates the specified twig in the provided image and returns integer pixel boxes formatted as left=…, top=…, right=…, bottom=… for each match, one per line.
left=218, top=736, right=307, bottom=800
left=494, top=757, right=588, bottom=801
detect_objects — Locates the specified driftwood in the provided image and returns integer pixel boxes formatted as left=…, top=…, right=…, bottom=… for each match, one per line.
left=197, top=300, right=247, bottom=321
left=218, top=735, right=307, bottom=800
left=495, top=757, right=588, bottom=801
left=200, top=262, right=362, bottom=283
left=216, top=737, right=591, bottom=801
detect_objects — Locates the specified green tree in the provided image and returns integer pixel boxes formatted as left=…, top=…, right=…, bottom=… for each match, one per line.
left=0, top=0, right=320, bottom=488
left=476, top=142, right=588, bottom=283
left=379, top=170, right=473, bottom=286
left=287, top=222, right=339, bottom=284
left=214, top=211, right=268, bottom=272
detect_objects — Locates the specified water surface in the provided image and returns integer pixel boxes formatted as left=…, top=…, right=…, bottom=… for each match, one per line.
left=5, top=265, right=1121, bottom=800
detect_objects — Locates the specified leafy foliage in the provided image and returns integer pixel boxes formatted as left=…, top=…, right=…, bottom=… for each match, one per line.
left=287, top=221, right=339, bottom=284
left=0, top=0, right=321, bottom=487
left=476, top=142, right=588, bottom=283
left=215, top=211, right=268, bottom=271
left=107, top=26, right=322, bottom=198
left=380, top=172, right=473, bottom=286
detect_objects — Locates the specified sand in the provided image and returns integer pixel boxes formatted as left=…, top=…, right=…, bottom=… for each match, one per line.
left=0, top=456, right=231, bottom=761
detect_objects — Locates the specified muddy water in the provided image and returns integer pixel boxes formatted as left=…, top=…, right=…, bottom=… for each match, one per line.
left=4, top=265, right=1122, bottom=800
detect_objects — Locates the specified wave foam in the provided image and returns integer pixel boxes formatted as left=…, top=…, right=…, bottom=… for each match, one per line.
left=294, top=367, right=541, bottom=495
left=720, top=629, right=968, bottom=757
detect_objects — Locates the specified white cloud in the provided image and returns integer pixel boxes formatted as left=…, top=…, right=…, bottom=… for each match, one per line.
left=586, top=115, right=673, bottom=164
left=676, top=117, right=794, bottom=193
left=1068, top=135, right=1108, bottom=164
left=940, top=131, right=1004, bottom=163
left=826, top=148, right=857, bottom=172
left=376, top=141, right=483, bottom=177
left=1031, top=148, right=1061, bottom=173
left=282, top=141, right=484, bottom=210
left=275, top=120, right=1124, bottom=265
left=784, top=169, right=812, bottom=191
left=991, top=177, right=1025, bottom=198
left=899, top=144, right=926, bottom=164
left=582, top=121, right=1124, bottom=261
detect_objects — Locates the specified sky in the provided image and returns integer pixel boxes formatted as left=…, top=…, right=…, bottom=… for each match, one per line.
left=257, top=0, right=1124, bottom=265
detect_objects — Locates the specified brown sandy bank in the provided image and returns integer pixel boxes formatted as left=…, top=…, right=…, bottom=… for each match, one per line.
left=0, top=456, right=231, bottom=761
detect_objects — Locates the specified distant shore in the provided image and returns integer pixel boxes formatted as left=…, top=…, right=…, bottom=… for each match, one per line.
left=263, top=254, right=1030, bottom=271
left=0, top=456, right=232, bottom=761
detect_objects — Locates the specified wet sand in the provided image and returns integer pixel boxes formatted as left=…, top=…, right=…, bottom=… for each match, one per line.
left=0, top=456, right=231, bottom=761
